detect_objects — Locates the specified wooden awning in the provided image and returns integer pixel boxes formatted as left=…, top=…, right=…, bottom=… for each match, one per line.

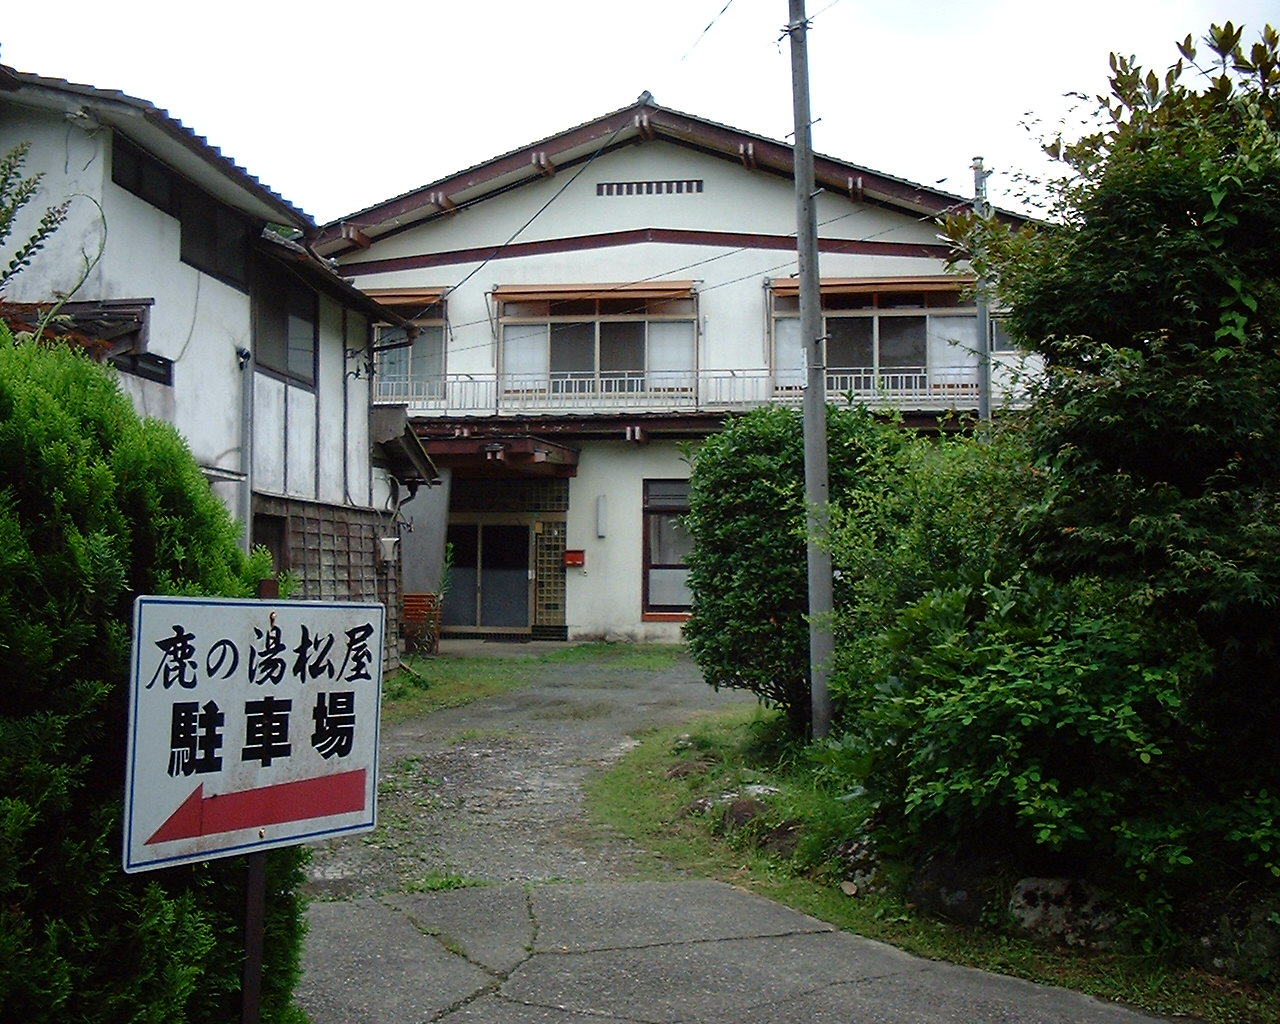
left=363, top=286, right=447, bottom=307
left=770, top=275, right=973, bottom=297
left=492, top=281, right=696, bottom=303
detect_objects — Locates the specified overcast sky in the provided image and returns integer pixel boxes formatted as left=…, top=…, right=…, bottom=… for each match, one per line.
left=4, top=1, right=1274, bottom=223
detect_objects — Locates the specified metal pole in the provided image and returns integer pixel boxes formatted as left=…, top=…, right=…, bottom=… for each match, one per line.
left=787, top=0, right=833, bottom=738
left=242, top=576, right=278, bottom=1024
left=972, top=157, right=992, bottom=423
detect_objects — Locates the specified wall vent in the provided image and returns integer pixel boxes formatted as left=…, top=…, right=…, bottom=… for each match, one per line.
left=597, top=179, right=704, bottom=197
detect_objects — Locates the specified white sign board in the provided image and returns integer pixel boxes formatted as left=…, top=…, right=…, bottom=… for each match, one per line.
left=124, top=596, right=384, bottom=873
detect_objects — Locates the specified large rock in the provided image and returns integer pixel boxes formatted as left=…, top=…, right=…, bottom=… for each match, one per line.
left=1007, top=878, right=1118, bottom=949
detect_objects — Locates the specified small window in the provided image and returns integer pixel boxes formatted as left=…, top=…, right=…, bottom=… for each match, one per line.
left=253, top=259, right=317, bottom=385
left=111, top=135, right=176, bottom=213
left=643, top=480, right=693, bottom=613
left=180, top=188, right=250, bottom=288
left=991, top=318, right=1019, bottom=352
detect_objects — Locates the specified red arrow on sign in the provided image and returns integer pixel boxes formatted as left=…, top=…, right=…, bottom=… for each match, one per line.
left=146, top=768, right=367, bottom=845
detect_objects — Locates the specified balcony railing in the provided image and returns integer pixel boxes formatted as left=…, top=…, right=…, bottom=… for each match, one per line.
left=374, top=366, right=1019, bottom=415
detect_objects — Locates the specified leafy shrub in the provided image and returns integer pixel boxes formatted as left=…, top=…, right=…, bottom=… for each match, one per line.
left=0, top=331, right=306, bottom=1023
left=683, top=404, right=905, bottom=735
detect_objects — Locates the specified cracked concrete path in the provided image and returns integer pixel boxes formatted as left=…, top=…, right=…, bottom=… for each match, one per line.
left=299, top=647, right=1172, bottom=1023
left=298, top=881, right=1167, bottom=1024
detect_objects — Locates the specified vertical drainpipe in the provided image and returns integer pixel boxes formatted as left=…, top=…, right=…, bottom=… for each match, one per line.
left=342, top=308, right=350, bottom=503
left=238, top=344, right=255, bottom=554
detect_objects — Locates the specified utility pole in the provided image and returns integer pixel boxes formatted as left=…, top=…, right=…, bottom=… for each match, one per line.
left=787, top=0, right=833, bottom=739
left=972, top=156, right=992, bottom=422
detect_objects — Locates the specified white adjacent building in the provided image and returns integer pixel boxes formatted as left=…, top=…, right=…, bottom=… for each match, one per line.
left=1, top=60, right=436, bottom=657
left=313, top=97, right=1032, bottom=642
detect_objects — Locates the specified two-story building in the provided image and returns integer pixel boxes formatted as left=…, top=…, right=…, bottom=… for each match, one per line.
left=313, top=96, right=1032, bottom=643
left=1, top=61, right=436, bottom=658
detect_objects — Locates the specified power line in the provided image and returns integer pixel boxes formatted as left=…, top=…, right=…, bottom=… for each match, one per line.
left=681, top=0, right=740, bottom=61
left=377, top=199, right=970, bottom=362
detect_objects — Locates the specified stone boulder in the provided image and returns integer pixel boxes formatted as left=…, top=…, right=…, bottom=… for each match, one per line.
left=1007, top=878, right=1117, bottom=949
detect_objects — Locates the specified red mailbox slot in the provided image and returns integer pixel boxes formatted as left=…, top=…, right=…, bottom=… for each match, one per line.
left=563, top=549, right=586, bottom=567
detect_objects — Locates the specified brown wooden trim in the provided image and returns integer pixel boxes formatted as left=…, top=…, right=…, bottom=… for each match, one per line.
left=340, top=229, right=951, bottom=278
left=314, top=99, right=998, bottom=253
left=771, top=274, right=974, bottom=296
left=643, top=612, right=690, bottom=623
left=493, top=280, right=696, bottom=302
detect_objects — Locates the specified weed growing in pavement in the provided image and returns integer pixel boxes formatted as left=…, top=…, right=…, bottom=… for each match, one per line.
left=381, top=644, right=683, bottom=722
left=401, top=872, right=488, bottom=894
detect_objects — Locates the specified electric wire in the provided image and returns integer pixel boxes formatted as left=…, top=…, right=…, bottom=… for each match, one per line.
left=377, top=199, right=970, bottom=364
left=681, top=0, right=740, bottom=62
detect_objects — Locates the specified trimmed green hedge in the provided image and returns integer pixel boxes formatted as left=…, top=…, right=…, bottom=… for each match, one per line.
left=0, top=330, right=306, bottom=1023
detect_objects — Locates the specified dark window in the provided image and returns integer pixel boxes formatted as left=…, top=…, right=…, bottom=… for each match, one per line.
left=114, top=133, right=250, bottom=288
left=254, top=259, right=317, bottom=386
left=180, top=189, right=250, bottom=288
left=111, top=135, right=176, bottom=213
left=252, top=513, right=289, bottom=573
left=643, top=479, right=692, bottom=613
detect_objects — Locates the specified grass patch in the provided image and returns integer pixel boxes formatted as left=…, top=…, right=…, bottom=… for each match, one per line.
left=586, top=706, right=1279, bottom=1024
left=381, top=643, right=683, bottom=722
left=401, top=871, right=488, bottom=894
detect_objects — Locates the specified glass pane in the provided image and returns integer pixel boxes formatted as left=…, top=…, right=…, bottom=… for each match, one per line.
left=412, top=324, right=445, bottom=378
left=502, top=300, right=549, bottom=317
left=599, top=321, right=645, bottom=372
left=773, top=294, right=800, bottom=313
left=549, top=299, right=595, bottom=316
left=647, top=297, right=695, bottom=315
left=377, top=343, right=408, bottom=380
left=826, top=317, right=873, bottom=369
left=648, top=567, right=692, bottom=609
left=286, top=310, right=314, bottom=381
left=879, top=316, right=927, bottom=367
left=823, top=292, right=873, bottom=311
left=549, top=321, right=593, bottom=373
left=644, top=479, right=689, bottom=508
left=503, top=322, right=547, bottom=377
left=774, top=317, right=804, bottom=386
left=599, top=297, right=648, bottom=315
left=878, top=292, right=925, bottom=309
left=991, top=319, right=1018, bottom=352
left=648, top=320, right=695, bottom=375
left=928, top=315, right=978, bottom=368
left=649, top=512, right=693, bottom=565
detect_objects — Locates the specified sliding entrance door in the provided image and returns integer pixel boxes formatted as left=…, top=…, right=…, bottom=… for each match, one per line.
left=442, top=523, right=531, bottom=629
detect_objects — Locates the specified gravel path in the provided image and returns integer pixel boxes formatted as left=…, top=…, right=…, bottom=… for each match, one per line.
left=305, top=644, right=751, bottom=898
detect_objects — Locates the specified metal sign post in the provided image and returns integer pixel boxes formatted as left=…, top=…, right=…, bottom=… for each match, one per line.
left=123, top=589, right=384, bottom=1023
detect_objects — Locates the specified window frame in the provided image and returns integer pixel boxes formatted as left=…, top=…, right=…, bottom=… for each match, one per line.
left=498, top=294, right=698, bottom=394
left=373, top=302, right=448, bottom=398
left=642, top=479, right=693, bottom=615
left=111, top=132, right=253, bottom=292
left=251, top=257, right=319, bottom=388
left=771, top=285, right=978, bottom=389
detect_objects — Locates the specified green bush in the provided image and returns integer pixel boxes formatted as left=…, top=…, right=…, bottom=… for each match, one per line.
left=683, top=404, right=905, bottom=735
left=0, top=330, right=306, bottom=1023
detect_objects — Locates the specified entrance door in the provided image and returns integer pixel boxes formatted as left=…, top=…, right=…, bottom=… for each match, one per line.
left=442, top=523, right=530, bottom=629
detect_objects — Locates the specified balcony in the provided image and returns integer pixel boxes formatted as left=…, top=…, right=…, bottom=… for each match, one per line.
left=374, top=365, right=1028, bottom=417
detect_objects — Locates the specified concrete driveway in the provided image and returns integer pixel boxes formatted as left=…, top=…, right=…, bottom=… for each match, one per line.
left=298, top=645, right=1170, bottom=1023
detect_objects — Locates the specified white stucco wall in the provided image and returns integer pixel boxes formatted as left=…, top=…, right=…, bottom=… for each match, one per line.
left=342, top=141, right=958, bottom=393
left=565, top=440, right=694, bottom=643
left=5, top=100, right=385, bottom=536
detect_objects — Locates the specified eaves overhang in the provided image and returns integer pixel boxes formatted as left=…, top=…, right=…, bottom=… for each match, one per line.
left=315, top=96, right=1022, bottom=258
left=1, top=63, right=312, bottom=231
